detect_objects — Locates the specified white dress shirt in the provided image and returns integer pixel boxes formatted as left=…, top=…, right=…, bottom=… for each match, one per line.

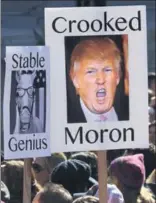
left=80, top=98, right=118, bottom=122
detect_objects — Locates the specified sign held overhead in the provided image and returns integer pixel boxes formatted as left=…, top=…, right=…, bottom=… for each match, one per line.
left=45, top=6, right=148, bottom=153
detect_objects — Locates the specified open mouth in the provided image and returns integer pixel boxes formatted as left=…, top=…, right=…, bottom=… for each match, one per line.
left=96, top=88, right=106, bottom=98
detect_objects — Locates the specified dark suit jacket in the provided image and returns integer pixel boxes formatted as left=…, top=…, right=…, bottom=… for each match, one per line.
left=67, top=97, right=87, bottom=123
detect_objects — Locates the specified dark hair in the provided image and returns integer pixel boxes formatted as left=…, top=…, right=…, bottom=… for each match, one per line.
left=38, top=183, right=73, bottom=203
left=51, top=159, right=91, bottom=194
left=73, top=195, right=99, bottom=203
left=70, top=152, right=97, bottom=180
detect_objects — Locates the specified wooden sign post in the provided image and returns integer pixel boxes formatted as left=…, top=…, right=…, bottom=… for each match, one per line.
left=23, top=159, right=32, bottom=203
left=97, top=151, right=107, bottom=203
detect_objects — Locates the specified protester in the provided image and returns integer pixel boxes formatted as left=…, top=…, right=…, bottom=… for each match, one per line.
left=32, top=182, right=73, bottom=203
left=73, top=196, right=99, bottom=203
left=32, top=153, right=67, bottom=186
left=51, top=159, right=95, bottom=195
left=108, top=154, right=155, bottom=203
left=1, top=160, right=41, bottom=202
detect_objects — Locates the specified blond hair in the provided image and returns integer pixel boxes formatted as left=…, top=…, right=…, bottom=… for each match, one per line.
left=70, top=37, right=121, bottom=80
left=137, top=187, right=155, bottom=203
left=146, top=169, right=156, bottom=184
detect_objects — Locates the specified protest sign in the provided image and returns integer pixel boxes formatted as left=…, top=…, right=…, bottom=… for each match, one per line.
left=45, top=6, right=148, bottom=153
left=3, top=46, right=51, bottom=159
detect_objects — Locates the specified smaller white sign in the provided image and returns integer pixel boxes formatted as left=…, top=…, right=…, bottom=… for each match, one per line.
left=3, top=46, right=51, bottom=159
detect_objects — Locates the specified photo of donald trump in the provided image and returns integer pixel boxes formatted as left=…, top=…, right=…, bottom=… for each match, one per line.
left=66, top=36, right=129, bottom=123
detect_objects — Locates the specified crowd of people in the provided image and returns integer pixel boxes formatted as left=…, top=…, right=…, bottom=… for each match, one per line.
left=1, top=72, right=156, bottom=203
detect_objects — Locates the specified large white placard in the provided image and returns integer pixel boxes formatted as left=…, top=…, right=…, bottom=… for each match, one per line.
left=45, top=6, right=149, bottom=152
left=4, top=46, right=51, bottom=159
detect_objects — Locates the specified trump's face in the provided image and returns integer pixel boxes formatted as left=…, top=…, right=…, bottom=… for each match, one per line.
left=72, top=58, right=120, bottom=114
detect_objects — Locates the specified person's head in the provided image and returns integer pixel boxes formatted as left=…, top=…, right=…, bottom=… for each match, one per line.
left=108, top=154, right=148, bottom=203
left=70, top=152, right=97, bottom=180
left=1, top=160, right=41, bottom=202
left=15, top=70, right=36, bottom=132
left=124, top=144, right=156, bottom=178
left=32, top=153, right=67, bottom=186
left=51, top=159, right=91, bottom=194
left=70, top=37, right=121, bottom=114
left=73, top=196, right=99, bottom=203
left=108, top=154, right=145, bottom=190
left=148, top=72, right=156, bottom=94
left=1, top=160, right=24, bottom=201
left=32, top=183, right=73, bottom=203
